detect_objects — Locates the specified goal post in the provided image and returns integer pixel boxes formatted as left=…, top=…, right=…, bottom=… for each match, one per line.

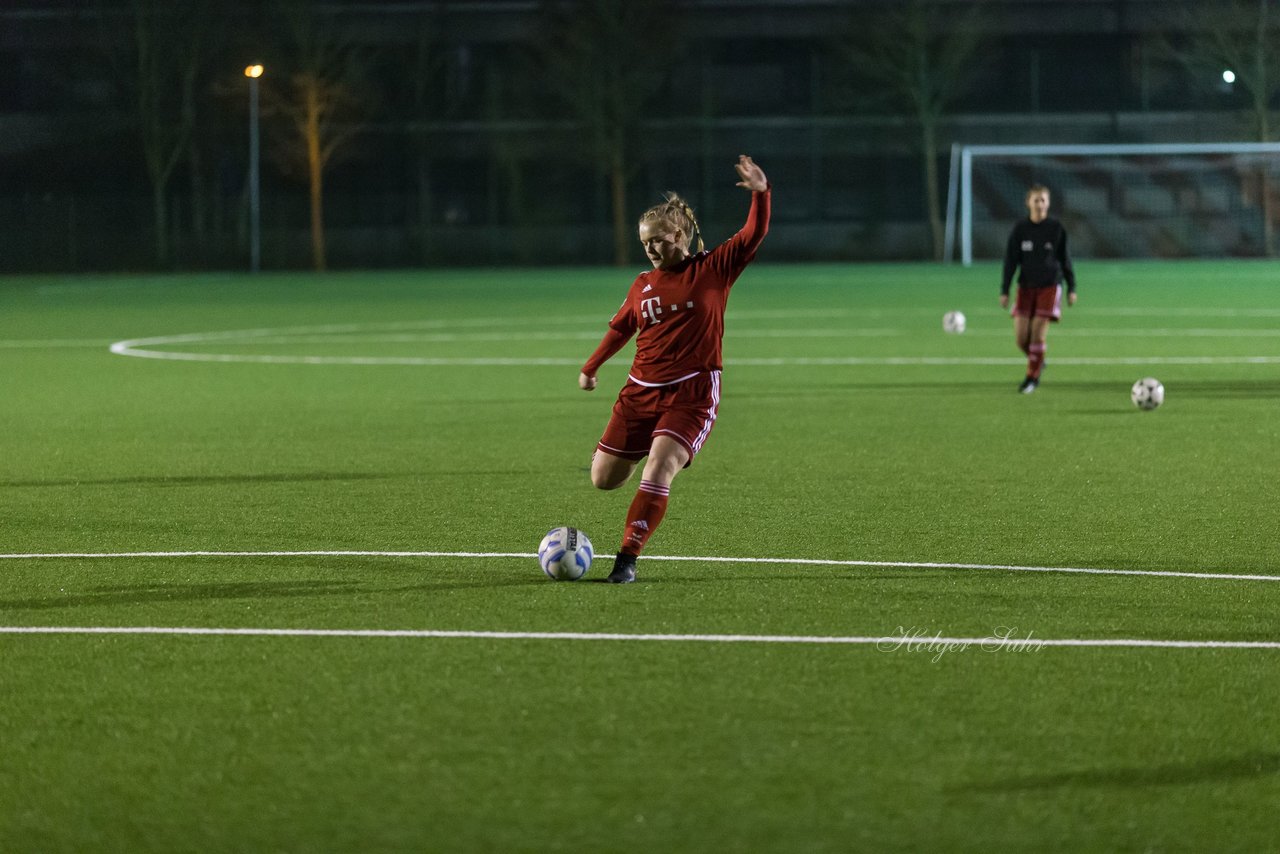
left=945, top=142, right=1280, bottom=265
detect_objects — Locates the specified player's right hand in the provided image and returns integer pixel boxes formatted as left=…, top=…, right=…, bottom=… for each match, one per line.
left=579, top=372, right=597, bottom=391
left=734, top=155, right=768, bottom=192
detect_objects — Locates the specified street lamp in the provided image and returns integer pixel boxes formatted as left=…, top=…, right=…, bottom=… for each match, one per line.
left=245, top=64, right=264, bottom=272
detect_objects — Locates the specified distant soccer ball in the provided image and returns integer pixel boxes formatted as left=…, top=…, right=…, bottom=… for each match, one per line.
left=942, top=310, right=966, bottom=334
left=1131, top=377, right=1165, bottom=410
left=537, top=526, right=594, bottom=580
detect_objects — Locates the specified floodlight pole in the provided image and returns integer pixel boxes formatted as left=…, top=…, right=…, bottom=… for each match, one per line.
left=245, top=65, right=264, bottom=273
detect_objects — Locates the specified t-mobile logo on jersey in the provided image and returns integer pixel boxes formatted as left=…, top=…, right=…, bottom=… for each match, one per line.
left=640, top=296, right=664, bottom=324
left=640, top=297, right=696, bottom=325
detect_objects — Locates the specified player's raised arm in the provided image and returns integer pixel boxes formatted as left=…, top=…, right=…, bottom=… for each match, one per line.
left=708, top=156, right=771, bottom=279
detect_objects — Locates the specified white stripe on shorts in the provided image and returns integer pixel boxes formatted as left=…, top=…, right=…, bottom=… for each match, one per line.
left=690, top=370, right=721, bottom=454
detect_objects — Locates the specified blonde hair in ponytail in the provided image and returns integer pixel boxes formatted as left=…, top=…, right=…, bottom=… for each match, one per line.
left=639, top=192, right=704, bottom=253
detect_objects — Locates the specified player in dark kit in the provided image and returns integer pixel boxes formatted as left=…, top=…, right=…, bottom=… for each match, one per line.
left=1001, top=184, right=1077, bottom=393
left=579, top=155, right=770, bottom=583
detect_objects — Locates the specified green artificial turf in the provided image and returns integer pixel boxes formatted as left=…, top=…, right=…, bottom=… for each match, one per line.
left=1, top=262, right=1278, bottom=852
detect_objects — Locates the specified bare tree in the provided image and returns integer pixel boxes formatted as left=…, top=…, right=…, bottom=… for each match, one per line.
left=537, top=0, right=682, bottom=266
left=835, top=0, right=990, bottom=261
left=1156, top=0, right=1280, bottom=253
left=265, top=3, right=372, bottom=271
left=104, top=0, right=211, bottom=267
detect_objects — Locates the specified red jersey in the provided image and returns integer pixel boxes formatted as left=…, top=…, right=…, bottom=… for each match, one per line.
left=582, top=188, right=771, bottom=386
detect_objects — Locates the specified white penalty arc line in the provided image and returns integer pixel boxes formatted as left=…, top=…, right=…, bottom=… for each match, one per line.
left=107, top=321, right=1280, bottom=367
left=1, top=549, right=1277, bottom=584
left=0, top=339, right=116, bottom=349
left=104, top=345, right=1280, bottom=368
left=100, top=328, right=1280, bottom=346
left=1, top=625, right=1278, bottom=651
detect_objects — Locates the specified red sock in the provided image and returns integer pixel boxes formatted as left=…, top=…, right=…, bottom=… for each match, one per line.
left=620, top=480, right=669, bottom=555
left=1028, top=342, right=1047, bottom=380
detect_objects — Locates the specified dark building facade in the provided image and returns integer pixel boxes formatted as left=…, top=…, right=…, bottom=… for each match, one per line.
left=0, top=0, right=1274, bottom=271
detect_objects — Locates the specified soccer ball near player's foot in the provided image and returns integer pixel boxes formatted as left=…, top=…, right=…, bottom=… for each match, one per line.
left=538, top=526, right=594, bottom=580
left=1131, top=377, right=1165, bottom=410
left=942, top=311, right=966, bottom=334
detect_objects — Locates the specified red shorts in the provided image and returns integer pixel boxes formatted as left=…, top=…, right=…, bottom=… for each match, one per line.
left=596, top=371, right=721, bottom=465
left=1012, top=285, right=1062, bottom=322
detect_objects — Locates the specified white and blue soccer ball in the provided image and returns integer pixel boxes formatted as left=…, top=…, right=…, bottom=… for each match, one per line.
left=942, top=310, right=966, bottom=334
left=1131, top=377, right=1165, bottom=410
left=538, top=526, right=594, bottom=581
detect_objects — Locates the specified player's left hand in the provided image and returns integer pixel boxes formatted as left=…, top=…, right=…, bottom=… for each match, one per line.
left=1068, top=292, right=1078, bottom=307
left=734, top=155, right=768, bottom=192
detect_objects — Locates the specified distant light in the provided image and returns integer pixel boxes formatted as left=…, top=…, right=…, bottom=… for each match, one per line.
left=245, top=65, right=264, bottom=79
left=1222, top=69, right=1236, bottom=84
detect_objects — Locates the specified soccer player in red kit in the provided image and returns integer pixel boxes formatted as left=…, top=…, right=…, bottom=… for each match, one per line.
left=1001, top=184, right=1078, bottom=393
left=578, top=155, right=770, bottom=583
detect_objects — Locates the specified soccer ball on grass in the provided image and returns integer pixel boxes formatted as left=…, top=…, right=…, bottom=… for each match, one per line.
left=1131, top=377, right=1165, bottom=410
left=538, top=526, right=594, bottom=580
left=942, top=311, right=966, bottom=334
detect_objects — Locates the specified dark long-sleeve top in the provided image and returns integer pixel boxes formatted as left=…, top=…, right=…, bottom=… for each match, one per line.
left=1001, top=216, right=1076, bottom=295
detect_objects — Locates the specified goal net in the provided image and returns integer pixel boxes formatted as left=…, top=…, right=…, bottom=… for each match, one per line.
left=945, top=143, right=1280, bottom=264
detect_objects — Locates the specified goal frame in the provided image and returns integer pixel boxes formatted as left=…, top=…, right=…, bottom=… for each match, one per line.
left=944, top=141, right=1280, bottom=265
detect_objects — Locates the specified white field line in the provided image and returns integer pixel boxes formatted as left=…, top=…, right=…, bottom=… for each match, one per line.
left=97, top=312, right=860, bottom=345
left=1054, top=328, right=1280, bottom=338
left=738, top=307, right=1280, bottom=320
left=1086, top=307, right=1280, bottom=318
left=105, top=344, right=1280, bottom=369
left=1, top=549, right=1277, bottom=583
left=0, top=339, right=114, bottom=348
left=108, top=327, right=1280, bottom=347
left=106, top=313, right=1280, bottom=367
left=730, top=356, right=1280, bottom=366
left=0, top=625, right=1277, bottom=650
left=179, top=328, right=906, bottom=346
left=109, top=350, right=583, bottom=366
